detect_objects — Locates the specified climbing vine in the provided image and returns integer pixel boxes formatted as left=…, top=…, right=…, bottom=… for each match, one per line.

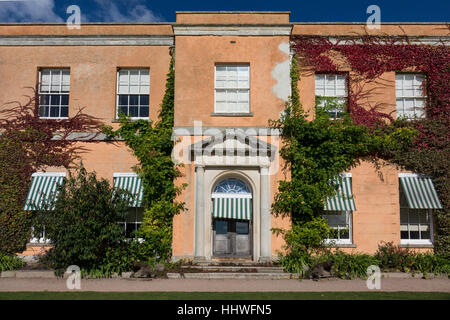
left=0, top=89, right=103, bottom=255
left=273, top=35, right=449, bottom=256
left=103, top=56, right=185, bottom=260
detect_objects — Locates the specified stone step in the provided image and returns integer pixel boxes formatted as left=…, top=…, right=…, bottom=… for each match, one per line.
left=1, top=270, right=56, bottom=279
left=167, top=272, right=297, bottom=279
left=181, top=266, right=285, bottom=273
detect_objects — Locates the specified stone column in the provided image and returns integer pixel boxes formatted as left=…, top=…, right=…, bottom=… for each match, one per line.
left=194, top=164, right=206, bottom=261
left=259, top=165, right=271, bottom=262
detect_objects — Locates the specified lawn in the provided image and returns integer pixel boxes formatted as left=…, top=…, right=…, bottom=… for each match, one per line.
left=0, top=291, right=448, bottom=300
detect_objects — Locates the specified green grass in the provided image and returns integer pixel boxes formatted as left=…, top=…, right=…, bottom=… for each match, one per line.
left=0, top=292, right=448, bottom=300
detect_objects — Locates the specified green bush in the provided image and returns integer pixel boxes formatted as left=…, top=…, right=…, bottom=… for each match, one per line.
left=374, top=241, right=415, bottom=272
left=375, top=241, right=450, bottom=274
left=326, top=251, right=380, bottom=279
left=35, top=166, right=130, bottom=274
left=0, top=253, right=25, bottom=272
left=412, top=253, right=450, bottom=275
left=275, top=217, right=331, bottom=275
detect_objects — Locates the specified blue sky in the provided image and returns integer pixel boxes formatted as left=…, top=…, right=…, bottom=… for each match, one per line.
left=0, top=0, right=448, bottom=23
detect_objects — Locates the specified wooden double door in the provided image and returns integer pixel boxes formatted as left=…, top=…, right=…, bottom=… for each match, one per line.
left=213, top=218, right=252, bottom=257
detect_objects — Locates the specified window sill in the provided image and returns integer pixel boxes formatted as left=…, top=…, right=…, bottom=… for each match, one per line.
left=329, top=243, right=356, bottom=248
left=210, top=112, right=253, bottom=117
left=111, top=118, right=151, bottom=123
left=27, top=241, right=51, bottom=246
left=399, top=242, right=434, bottom=249
left=325, top=240, right=355, bottom=248
left=39, top=117, right=69, bottom=120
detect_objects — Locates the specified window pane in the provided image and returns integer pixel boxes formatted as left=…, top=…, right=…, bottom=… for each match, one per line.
left=118, top=70, right=129, bottom=82
left=140, top=70, right=150, bottom=84
left=236, top=221, right=249, bottom=235
left=118, top=85, right=129, bottom=94
left=227, top=90, right=238, bottom=103
left=50, top=95, right=60, bottom=106
left=40, top=95, right=50, bottom=106
left=39, top=106, right=49, bottom=117
left=60, top=107, right=68, bottom=118
left=215, top=102, right=227, bottom=113
left=129, top=95, right=139, bottom=106
left=400, top=209, right=408, bottom=224
left=139, top=95, right=149, bottom=106
left=119, top=106, right=128, bottom=116
left=139, top=106, right=149, bottom=118
left=129, top=70, right=139, bottom=84
left=238, top=90, right=249, bottom=102
left=237, top=103, right=249, bottom=113
left=50, top=106, right=59, bottom=118
left=61, top=95, right=69, bottom=106
left=129, top=85, right=139, bottom=94
left=216, top=90, right=226, bottom=102
left=409, top=211, right=420, bottom=224
left=215, top=220, right=228, bottom=235
left=401, top=230, right=409, bottom=239
left=340, top=227, right=350, bottom=239
left=118, top=95, right=128, bottom=106
left=129, top=106, right=138, bottom=117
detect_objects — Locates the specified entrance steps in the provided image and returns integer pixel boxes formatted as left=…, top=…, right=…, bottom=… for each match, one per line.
left=167, top=265, right=295, bottom=279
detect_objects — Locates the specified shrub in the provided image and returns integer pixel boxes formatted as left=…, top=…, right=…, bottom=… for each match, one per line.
left=0, top=89, right=102, bottom=255
left=326, top=251, right=380, bottom=279
left=35, top=166, right=130, bottom=273
left=374, top=241, right=415, bottom=272
left=412, top=253, right=450, bottom=275
left=275, top=217, right=331, bottom=275
left=0, top=253, right=25, bottom=272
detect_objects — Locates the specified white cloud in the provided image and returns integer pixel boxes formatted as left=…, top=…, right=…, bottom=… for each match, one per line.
left=91, top=0, right=163, bottom=22
left=0, top=0, right=64, bottom=23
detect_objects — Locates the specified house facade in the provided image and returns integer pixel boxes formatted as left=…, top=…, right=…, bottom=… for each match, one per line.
left=0, top=11, right=446, bottom=262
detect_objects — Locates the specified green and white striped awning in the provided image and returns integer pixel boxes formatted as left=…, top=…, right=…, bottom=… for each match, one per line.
left=113, top=173, right=143, bottom=207
left=212, top=195, right=252, bottom=220
left=324, top=175, right=356, bottom=211
left=399, top=174, right=443, bottom=209
left=24, top=173, right=65, bottom=210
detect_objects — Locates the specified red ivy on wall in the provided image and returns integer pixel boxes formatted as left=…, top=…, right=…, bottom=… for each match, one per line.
left=291, top=35, right=450, bottom=256
left=291, top=35, right=450, bottom=127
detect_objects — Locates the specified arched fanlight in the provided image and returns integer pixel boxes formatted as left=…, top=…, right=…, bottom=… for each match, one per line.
left=213, top=178, right=251, bottom=194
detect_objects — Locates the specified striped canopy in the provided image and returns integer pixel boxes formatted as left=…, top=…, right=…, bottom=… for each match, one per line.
left=24, top=173, right=65, bottom=210
left=212, top=196, right=252, bottom=220
left=113, top=174, right=144, bottom=207
left=324, top=175, right=356, bottom=211
left=399, top=174, right=443, bottom=209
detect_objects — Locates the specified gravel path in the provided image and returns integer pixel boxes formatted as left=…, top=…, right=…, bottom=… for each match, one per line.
left=1, top=278, right=449, bottom=292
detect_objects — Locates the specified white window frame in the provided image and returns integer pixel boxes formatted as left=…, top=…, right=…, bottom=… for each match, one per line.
left=38, top=68, right=70, bottom=120
left=116, top=68, right=150, bottom=120
left=395, top=73, right=427, bottom=119
left=118, top=207, right=143, bottom=240
left=113, top=173, right=144, bottom=240
left=399, top=173, right=434, bottom=245
left=29, top=172, right=66, bottom=244
left=323, top=210, right=353, bottom=245
left=315, top=73, right=348, bottom=119
left=214, top=64, right=250, bottom=114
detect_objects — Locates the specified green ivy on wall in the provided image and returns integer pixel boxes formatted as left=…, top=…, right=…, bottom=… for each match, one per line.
left=103, top=56, right=185, bottom=260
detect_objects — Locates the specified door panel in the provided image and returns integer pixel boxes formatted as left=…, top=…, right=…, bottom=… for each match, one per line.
left=235, top=221, right=250, bottom=255
left=213, top=219, right=251, bottom=257
left=214, top=219, right=231, bottom=255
